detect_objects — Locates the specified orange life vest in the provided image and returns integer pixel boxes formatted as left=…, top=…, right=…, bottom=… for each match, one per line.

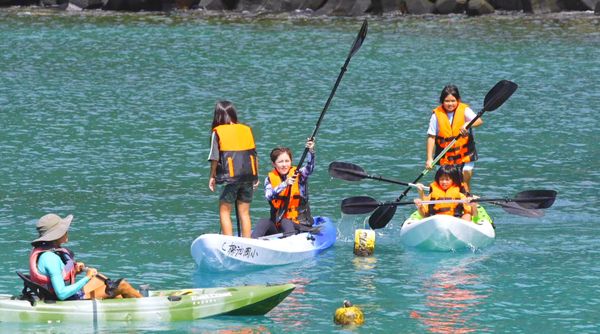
left=213, top=124, right=258, bottom=184
left=427, top=182, right=472, bottom=217
left=433, top=102, right=478, bottom=165
left=29, top=247, right=77, bottom=295
left=268, top=167, right=310, bottom=225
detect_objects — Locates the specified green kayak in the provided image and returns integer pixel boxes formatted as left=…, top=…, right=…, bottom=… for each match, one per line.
left=0, top=283, right=294, bottom=323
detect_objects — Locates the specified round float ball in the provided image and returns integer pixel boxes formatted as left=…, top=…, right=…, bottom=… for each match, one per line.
left=334, top=300, right=364, bottom=326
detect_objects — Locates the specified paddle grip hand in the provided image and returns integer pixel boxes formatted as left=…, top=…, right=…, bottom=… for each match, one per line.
left=285, top=174, right=297, bottom=187
left=83, top=266, right=98, bottom=279
left=459, top=124, right=470, bottom=136
left=425, top=159, right=433, bottom=170
left=415, top=183, right=430, bottom=196
left=305, top=138, right=315, bottom=152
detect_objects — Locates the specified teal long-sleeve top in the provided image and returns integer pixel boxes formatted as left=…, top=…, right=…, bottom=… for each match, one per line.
left=37, top=251, right=90, bottom=300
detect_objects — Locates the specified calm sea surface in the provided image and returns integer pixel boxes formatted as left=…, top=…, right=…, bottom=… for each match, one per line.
left=1, top=9, right=599, bottom=333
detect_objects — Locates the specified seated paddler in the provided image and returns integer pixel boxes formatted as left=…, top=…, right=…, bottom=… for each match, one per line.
left=28, top=213, right=142, bottom=300
left=251, top=138, right=316, bottom=238
left=413, top=165, right=478, bottom=222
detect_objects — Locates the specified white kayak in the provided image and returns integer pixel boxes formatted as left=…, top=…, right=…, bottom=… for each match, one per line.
left=191, top=216, right=336, bottom=270
left=400, top=206, right=495, bottom=251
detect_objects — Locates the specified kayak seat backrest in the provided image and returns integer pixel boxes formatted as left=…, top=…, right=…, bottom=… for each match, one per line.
left=16, top=271, right=55, bottom=304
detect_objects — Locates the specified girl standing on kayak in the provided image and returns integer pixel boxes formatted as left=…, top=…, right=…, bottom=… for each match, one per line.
left=251, top=139, right=315, bottom=238
left=208, top=101, right=259, bottom=238
left=414, top=165, right=477, bottom=221
left=28, top=213, right=142, bottom=300
left=425, top=85, right=482, bottom=194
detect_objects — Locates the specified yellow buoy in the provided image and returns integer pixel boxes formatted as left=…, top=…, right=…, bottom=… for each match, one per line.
left=354, top=229, right=375, bottom=256
left=334, top=300, right=364, bottom=326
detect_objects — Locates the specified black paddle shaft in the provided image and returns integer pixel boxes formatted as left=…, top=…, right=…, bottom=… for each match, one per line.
left=275, top=20, right=368, bottom=223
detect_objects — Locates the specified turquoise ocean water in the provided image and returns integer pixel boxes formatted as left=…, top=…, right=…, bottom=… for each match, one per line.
left=1, top=9, right=599, bottom=333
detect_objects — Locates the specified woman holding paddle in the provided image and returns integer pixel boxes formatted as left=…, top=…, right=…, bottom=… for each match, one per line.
left=251, top=139, right=315, bottom=238
left=426, top=85, right=482, bottom=194
left=208, top=101, right=259, bottom=238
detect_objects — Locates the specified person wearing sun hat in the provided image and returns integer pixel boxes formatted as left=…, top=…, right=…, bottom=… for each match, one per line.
left=29, top=213, right=142, bottom=300
left=31, top=213, right=74, bottom=244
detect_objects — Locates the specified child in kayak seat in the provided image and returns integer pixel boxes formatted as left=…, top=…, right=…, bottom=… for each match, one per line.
left=414, top=165, right=477, bottom=222
left=251, top=139, right=316, bottom=238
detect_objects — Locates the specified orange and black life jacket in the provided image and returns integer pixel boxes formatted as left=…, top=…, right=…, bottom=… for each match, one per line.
left=427, top=182, right=472, bottom=217
left=433, top=102, right=478, bottom=165
left=268, top=167, right=311, bottom=225
left=29, top=247, right=77, bottom=296
left=213, top=124, right=258, bottom=184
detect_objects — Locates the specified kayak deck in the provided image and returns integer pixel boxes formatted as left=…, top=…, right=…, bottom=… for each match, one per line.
left=400, top=206, right=495, bottom=251
left=0, top=283, right=294, bottom=323
left=191, top=216, right=336, bottom=270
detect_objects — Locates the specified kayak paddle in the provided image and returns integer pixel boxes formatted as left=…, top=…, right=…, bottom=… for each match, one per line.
left=275, top=19, right=368, bottom=223
left=343, top=189, right=556, bottom=216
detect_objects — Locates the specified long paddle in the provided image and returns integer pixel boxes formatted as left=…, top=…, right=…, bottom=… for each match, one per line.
left=328, top=161, right=427, bottom=191
left=275, top=19, right=368, bottom=223
left=368, top=80, right=519, bottom=229
left=327, top=161, right=541, bottom=214
left=347, top=197, right=545, bottom=218
left=342, top=190, right=556, bottom=216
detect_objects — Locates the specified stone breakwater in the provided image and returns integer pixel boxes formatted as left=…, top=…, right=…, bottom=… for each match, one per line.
left=1, top=0, right=599, bottom=16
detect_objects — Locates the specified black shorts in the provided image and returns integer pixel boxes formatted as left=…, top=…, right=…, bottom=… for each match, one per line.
left=219, top=182, right=254, bottom=204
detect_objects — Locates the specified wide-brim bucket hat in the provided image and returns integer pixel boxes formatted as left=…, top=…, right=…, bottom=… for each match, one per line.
left=31, top=213, right=73, bottom=245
